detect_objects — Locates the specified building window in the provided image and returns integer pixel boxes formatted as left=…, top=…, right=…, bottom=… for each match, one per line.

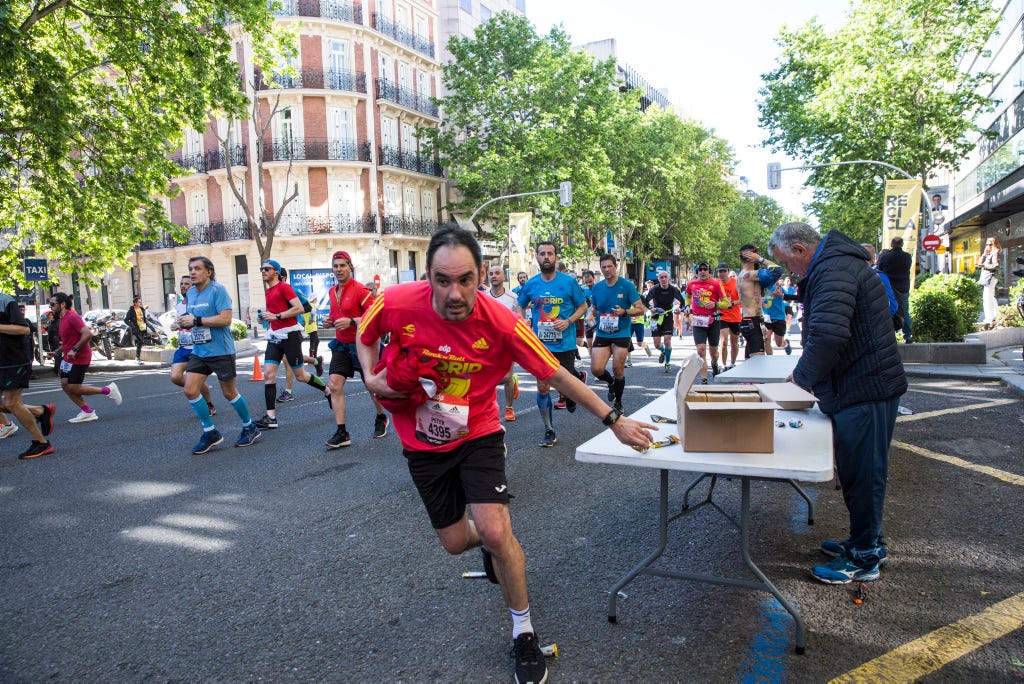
left=459, top=0, right=472, bottom=13
left=480, top=4, right=491, bottom=21
left=161, top=263, right=175, bottom=310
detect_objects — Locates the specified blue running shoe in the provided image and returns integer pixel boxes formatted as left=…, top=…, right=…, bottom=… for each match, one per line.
left=235, top=424, right=262, bottom=448
left=192, top=429, right=223, bottom=455
left=821, top=540, right=888, bottom=566
left=812, top=556, right=880, bottom=584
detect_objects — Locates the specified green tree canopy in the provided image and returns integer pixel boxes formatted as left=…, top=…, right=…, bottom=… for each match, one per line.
left=758, top=0, right=999, bottom=244
left=0, top=0, right=277, bottom=287
left=421, top=12, right=630, bottom=259
left=715, top=194, right=790, bottom=268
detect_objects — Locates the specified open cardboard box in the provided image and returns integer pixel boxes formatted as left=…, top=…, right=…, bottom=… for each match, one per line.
left=673, top=353, right=816, bottom=453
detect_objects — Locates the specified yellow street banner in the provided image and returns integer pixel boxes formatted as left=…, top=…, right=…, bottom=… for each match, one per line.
left=508, top=212, right=532, bottom=279
left=882, top=178, right=923, bottom=289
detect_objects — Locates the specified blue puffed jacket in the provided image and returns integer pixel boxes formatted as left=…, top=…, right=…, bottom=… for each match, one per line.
left=792, top=230, right=907, bottom=415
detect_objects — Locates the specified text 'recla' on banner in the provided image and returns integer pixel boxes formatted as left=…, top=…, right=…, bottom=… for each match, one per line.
left=508, top=212, right=532, bottom=279
left=881, top=178, right=923, bottom=290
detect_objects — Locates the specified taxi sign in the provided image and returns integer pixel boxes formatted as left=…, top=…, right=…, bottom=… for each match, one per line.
left=23, top=258, right=48, bottom=281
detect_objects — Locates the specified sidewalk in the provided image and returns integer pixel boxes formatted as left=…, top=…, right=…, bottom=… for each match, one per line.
left=901, top=344, right=1024, bottom=397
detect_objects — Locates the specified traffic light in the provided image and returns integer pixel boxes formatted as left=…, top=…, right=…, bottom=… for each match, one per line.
left=767, top=162, right=782, bottom=190
left=559, top=181, right=572, bottom=207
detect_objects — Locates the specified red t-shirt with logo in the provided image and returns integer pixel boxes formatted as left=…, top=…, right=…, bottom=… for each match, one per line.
left=328, top=279, right=374, bottom=343
left=59, top=309, right=92, bottom=365
left=360, top=280, right=560, bottom=452
left=265, top=281, right=299, bottom=330
left=686, top=279, right=725, bottom=317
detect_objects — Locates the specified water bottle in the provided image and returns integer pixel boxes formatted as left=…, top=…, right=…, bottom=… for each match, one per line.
left=257, top=309, right=268, bottom=329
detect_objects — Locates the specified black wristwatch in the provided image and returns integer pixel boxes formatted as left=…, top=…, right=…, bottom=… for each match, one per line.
left=194, top=316, right=202, bottom=327
left=602, top=408, right=622, bottom=426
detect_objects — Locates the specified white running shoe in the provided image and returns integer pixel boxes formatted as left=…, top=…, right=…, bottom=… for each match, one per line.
left=0, top=422, right=18, bottom=438
left=69, top=410, right=99, bottom=423
left=106, top=382, right=122, bottom=406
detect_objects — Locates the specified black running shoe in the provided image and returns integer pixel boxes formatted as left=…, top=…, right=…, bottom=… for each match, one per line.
left=540, top=429, right=557, bottom=448
left=510, top=632, right=548, bottom=684
left=614, top=401, right=623, bottom=413
left=37, top=403, right=56, bottom=437
left=373, top=413, right=390, bottom=438
left=315, top=355, right=324, bottom=376
left=20, top=440, right=55, bottom=459
left=326, top=427, right=351, bottom=449
left=254, top=414, right=278, bottom=429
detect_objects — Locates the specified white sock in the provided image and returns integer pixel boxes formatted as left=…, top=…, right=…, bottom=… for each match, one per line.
left=510, top=605, right=533, bottom=638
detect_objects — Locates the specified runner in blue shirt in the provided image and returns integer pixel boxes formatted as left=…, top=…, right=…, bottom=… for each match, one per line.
left=178, top=256, right=261, bottom=454
left=588, top=253, right=644, bottom=413
left=517, top=242, right=589, bottom=447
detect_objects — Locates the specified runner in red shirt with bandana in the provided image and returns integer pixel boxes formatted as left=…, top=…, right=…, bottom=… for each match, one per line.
left=322, top=250, right=388, bottom=449
left=357, top=225, right=653, bottom=684
left=685, top=261, right=727, bottom=383
left=253, top=260, right=330, bottom=430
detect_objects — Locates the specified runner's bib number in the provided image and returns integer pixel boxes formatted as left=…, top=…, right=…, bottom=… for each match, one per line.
left=177, top=329, right=194, bottom=348
left=415, top=393, right=470, bottom=445
left=537, top=321, right=562, bottom=342
left=599, top=314, right=620, bottom=333
left=191, top=326, right=212, bottom=345
left=692, top=315, right=712, bottom=328
left=59, top=359, right=73, bottom=373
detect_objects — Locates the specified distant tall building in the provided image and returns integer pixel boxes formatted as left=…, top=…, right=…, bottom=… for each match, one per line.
left=578, top=39, right=671, bottom=111
left=437, top=0, right=527, bottom=79
left=945, top=0, right=1023, bottom=286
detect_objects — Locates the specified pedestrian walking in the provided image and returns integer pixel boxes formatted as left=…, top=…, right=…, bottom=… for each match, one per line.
left=123, top=295, right=148, bottom=363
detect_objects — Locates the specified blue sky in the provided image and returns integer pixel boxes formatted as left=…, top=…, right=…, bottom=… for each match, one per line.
left=525, top=1, right=851, bottom=217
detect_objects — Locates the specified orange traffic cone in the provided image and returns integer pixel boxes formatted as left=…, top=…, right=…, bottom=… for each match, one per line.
left=250, top=355, right=265, bottom=381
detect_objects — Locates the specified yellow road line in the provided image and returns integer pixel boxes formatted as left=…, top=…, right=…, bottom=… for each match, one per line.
left=893, top=441, right=1024, bottom=486
left=829, top=592, right=1024, bottom=683
left=897, top=399, right=1016, bottom=422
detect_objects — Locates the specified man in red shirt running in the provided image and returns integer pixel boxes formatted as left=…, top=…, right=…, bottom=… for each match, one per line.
left=685, top=262, right=726, bottom=383
left=253, top=260, right=330, bottom=430
left=322, top=250, right=388, bottom=448
left=716, top=264, right=741, bottom=371
left=51, top=292, right=122, bottom=422
left=357, top=225, right=654, bottom=684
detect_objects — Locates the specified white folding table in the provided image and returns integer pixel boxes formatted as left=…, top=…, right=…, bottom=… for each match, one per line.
left=575, top=389, right=833, bottom=653
left=714, top=354, right=799, bottom=383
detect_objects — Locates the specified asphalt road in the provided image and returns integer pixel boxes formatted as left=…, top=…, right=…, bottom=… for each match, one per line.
left=2, top=351, right=1023, bottom=682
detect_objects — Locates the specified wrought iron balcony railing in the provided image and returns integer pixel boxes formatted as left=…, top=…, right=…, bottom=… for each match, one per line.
left=206, top=144, right=247, bottom=171
left=171, top=151, right=208, bottom=175
left=255, top=67, right=367, bottom=94
left=136, top=218, right=254, bottom=251
left=371, top=13, right=435, bottom=58
left=374, top=77, right=438, bottom=118
left=274, top=0, right=362, bottom=24
left=264, top=213, right=378, bottom=236
left=381, top=214, right=438, bottom=236
left=377, top=144, right=443, bottom=177
left=261, top=138, right=372, bottom=163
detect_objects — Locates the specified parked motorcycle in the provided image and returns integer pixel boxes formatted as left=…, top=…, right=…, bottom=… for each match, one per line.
left=87, top=313, right=114, bottom=360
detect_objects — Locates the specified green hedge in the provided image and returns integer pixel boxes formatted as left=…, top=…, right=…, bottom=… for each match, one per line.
left=909, top=289, right=962, bottom=342
left=911, top=273, right=983, bottom=341
left=230, top=320, right=249, bottom=341
left=995, top=278, right=1024, bottom=328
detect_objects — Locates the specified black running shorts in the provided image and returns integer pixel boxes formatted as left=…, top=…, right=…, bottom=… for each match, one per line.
left=404, top=430, right=509, bottom=529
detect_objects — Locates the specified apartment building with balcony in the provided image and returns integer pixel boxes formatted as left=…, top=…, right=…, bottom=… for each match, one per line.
left=943, top=0, right=1024, bottom=294
left=122, top=0, right=445, bottom=319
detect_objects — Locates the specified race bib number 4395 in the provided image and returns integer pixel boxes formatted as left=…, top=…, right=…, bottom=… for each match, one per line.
left=415, top=393, right=470, bottom=445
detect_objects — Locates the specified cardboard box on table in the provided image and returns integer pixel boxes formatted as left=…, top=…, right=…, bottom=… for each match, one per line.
left=673, top=353, right=816, bottom=453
